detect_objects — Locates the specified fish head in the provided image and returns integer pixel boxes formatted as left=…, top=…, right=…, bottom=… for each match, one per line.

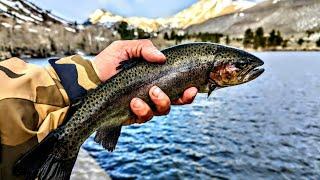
left=207, top=45, right=264, bottom=96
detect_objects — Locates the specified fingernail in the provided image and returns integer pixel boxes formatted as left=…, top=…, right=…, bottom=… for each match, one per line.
left=132, top=98, right=144, bottom=109
left=190, top=87, right=198, bottom=94
left=152, top=87, right=163, bottom=98
left=152, top=49, right=163, bottom=55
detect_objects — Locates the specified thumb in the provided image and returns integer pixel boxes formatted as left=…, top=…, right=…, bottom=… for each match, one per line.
left=140, top=43, right=166, bottom=63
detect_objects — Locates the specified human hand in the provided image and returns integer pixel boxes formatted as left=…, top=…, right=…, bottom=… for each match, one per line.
left=93, top=40, right=198, bottom=125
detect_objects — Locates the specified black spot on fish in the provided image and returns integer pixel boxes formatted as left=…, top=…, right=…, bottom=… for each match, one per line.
left=0, top=65, right=25, bottom=78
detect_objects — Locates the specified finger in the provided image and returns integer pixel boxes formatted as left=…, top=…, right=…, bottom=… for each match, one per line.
left=149, top=86, right=171, bottom=115
left=122, top=118, right=135, bottom=126
left=130, top=98, right=154, bottom=124
left=172, top=87, right=198, bottom=105
left=140, top=41, right=166, bottom=63
left=126, top=39, right=166, bottom=63
left=93, top=40, right=166, bottom=82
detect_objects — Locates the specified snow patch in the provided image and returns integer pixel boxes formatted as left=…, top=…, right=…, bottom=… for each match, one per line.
left=0, top=3, right=8, bottom=11
left=28, top=28, right=38, bottom=33
left=1, top=22, right=11, bottom=28
left=95, top=36, right=106, bottom=42
left=272, top=0, right=280, bottom=4
left=65, top=27, right=76, bottom=33
left=14, top=25, right=21, bottom=29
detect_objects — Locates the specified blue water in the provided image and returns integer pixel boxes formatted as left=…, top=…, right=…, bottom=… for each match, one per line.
left=28, top=52, right=320, bottom=179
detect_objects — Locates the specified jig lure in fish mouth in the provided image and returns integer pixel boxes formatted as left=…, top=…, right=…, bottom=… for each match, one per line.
left=13, top=43, right=264, bottom=180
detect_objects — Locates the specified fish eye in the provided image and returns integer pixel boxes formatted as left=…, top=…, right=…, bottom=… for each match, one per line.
left=234, top=61, right=246, bottom=69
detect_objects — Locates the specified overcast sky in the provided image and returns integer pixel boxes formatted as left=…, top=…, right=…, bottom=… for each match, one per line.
left=28, top=0, right=263, bottom=23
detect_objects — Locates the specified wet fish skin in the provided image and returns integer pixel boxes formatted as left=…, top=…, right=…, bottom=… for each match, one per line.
left=13, top=43, right=264, bottom=180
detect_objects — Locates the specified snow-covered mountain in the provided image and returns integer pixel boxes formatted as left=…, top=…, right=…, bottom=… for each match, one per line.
left=187, top=0, right=320, bottom=36
left=89, top=0, right=255, bottom=32
left=170, top=0, right=255, bottom=29
left=0, top=0, right=115, bottom=60
left=0, top=0, right=69, bottom=25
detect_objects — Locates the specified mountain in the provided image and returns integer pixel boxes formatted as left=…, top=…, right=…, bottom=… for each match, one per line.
left=0, top=0, right=70, bottom=25
left=89, top=0, right=255, bottom=32
left=169, top=0, right=255, bottom=29
left=0, top=0, right=115, bottom=60
left=187, top=0, right=320, bottom=36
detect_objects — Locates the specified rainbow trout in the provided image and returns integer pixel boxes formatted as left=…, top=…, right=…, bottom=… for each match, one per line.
left=14, top=43, right=264, bottom=180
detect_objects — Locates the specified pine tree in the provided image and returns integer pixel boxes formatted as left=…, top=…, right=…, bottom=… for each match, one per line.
left=275, top=31, right=283, bottom=46
left=225, top=35, right=230, bottom=45
left=316, top=37, right=320, bottom=47
left=164, top=32, right=169, bottom=40
left=137, top=28, right=150, bottom=39
left=170, top=30, right=176, bottom=40
left=116, top=21, right=135, bottom=40
left=297, top=38, right=304, bottom=46
left=268, top=30, right=276, bottom=46
left=77, top=36, right=86, bottom=50
left=243, top=28, right=254, bottom=48
left=49, top=37, right=57, bottom=53
left=253, top=27, right=265, bottom=49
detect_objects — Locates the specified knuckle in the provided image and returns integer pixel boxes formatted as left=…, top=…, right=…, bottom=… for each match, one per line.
left=163, top=107, right=170, bottom=115
left=138, top=113, right=153, bottom=124
left=157, top=101, right=170, bottom=114
left=159, top=106, right=170, bottom=115
left=140, top=39, right=152, bottom=44
left=163, top=99, right=171, bottom=108
left=111, top=40, right=123, bottom=47
left=186, top=98, right=194, bottom=104
left=139, top=39, right=153, bottom=47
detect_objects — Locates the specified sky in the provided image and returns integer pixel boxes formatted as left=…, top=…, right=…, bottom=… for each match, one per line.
left=28, top=0, right=262, bottom=23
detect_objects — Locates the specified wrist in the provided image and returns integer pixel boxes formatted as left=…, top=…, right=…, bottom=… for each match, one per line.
left=92, top=55, right=118, bottom=83
left=92, top=57, right=104, bottom=82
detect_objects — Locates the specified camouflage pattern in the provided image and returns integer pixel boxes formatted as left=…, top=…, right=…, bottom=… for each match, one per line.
left=0, top=55, right=101, bottom=179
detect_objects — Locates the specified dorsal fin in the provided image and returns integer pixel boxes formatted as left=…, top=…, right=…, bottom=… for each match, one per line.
left=116, top=58, right=140, bottom=71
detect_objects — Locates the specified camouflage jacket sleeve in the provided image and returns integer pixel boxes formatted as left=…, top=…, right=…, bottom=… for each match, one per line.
left=0, top=55, right=101, bottom=147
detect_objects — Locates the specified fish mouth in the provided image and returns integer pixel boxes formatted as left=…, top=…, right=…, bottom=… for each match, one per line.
left=242, top=63, right=264, bottom=82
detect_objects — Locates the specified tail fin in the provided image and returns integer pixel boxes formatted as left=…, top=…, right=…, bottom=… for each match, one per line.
left=13, top=132, right=78, bottom=180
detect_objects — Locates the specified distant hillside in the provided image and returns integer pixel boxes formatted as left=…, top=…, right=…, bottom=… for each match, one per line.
left=0, top=0, right=115, bottom=60
left=89, top=0, right=255, bottom=32
left=187, top=0, right=320, bottom=36
left=0, top=0, right=69, bottom=25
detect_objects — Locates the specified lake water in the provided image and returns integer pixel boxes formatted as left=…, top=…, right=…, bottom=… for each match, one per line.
left=28, top=52, right=320, bottom=179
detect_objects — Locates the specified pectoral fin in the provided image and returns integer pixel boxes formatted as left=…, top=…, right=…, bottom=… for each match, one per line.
left=208, top=80, right=218, bottom=97
left=94, top=125, right=122, bottom=152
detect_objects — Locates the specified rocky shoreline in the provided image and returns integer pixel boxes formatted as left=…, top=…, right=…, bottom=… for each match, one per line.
left=71, top=148, right=111, bottom=180
left=1, top=47, right=319, bottom=61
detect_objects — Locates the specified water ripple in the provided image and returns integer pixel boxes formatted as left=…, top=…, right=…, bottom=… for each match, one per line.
left=82, top=52, right=320, bottom=179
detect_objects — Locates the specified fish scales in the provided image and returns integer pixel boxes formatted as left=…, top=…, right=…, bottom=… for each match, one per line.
left=13, top=43, right=264, bottom=180
left=60, top=43, right=216, bottom=152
